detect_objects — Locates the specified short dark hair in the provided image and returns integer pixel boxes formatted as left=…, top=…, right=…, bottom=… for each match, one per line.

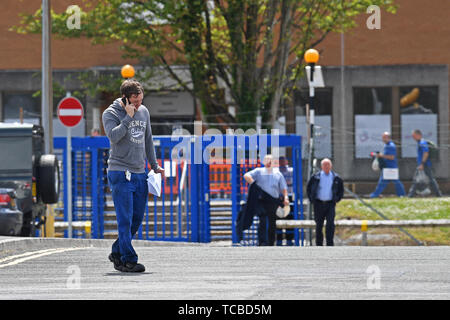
left=120, top=79, right=144, bottom=98
left=413, top=129, right=422, bottom=136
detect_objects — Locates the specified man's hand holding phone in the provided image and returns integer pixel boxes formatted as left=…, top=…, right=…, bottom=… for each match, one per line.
left=121, top=97, right=135, bottom=118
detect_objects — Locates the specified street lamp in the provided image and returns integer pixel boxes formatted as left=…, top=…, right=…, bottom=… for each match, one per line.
left=304, top=48, right=321, bottom=246
left=121, top=64, right=135, bottom=79
left=304, top=48, right=320, bottom=84
left=305, top=49, right=319, bottom=68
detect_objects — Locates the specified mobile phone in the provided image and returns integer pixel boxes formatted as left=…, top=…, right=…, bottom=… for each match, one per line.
left=121, top=97, right=129, bottom=106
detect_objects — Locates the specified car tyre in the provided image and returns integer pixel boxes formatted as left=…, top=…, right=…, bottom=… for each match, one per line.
left=38, top=154, right=60, bottom=204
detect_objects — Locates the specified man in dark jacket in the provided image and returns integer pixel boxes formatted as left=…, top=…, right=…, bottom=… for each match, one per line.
left=241, top=155, right=289, bottom=246
left=235, top=182, right=283, bottom=243
left=306, top=158, right=344, bottom=246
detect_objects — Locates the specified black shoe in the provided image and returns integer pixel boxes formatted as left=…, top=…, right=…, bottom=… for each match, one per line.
left=119, top=262, right=145, bottom=273
left=108, top=253, right=123, bottom=271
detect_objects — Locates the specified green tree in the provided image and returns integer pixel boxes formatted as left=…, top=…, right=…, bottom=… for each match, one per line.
left=13, top=0, right=396, bottom=129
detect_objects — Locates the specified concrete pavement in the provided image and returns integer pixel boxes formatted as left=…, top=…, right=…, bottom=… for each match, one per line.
left=0, top=237, right=449, bottom=299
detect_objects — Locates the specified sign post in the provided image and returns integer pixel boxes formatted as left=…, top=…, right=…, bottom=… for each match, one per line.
left=304, top=49, right=325, bottom=246
left=42, top=0, right=53, bottom=154
left=57, top=96, right=84, bottom=238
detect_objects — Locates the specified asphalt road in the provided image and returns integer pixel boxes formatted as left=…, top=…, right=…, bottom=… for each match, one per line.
left=0, top=238, right=449, bottom=300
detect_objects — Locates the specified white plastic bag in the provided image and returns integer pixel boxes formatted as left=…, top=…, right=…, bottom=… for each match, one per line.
left=414, top=169, right=430, bottom=195
left=371, top=158, right=380, bottom=171
left=276, top=205, right=290, bottom=218
left=414, top=169, right=429, bottom=184
left=147, top=170, right=162, bottom=197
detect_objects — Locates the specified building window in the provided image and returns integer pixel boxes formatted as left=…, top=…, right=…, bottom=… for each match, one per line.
left=354, top=87, right=392, bottom=115
left=294, top=88, right=333, bottom=159
left=2, top=92, right=40, bottom=124
left=399, top=86, right=438, bottom=114
left=400, top=86, right=438, bottom=158
left=353, top=87, right=392, bottom=158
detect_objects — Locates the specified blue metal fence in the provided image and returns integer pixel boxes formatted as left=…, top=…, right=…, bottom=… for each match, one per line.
left=228, top=134, right=304, bottom=246
left=53, top=134, right=303, bottom=245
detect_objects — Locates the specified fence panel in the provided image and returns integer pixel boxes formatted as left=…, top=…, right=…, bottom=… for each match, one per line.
left=54, top=134, right=303, bottom=245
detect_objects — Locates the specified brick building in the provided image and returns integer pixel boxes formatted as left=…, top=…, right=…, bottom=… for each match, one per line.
left=0, top=0, right=449, bottom=192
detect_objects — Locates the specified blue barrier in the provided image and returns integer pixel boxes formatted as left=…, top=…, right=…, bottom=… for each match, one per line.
left=53, top=134, right=303, bottom=245
left=228, top=134, right=304, bottom=246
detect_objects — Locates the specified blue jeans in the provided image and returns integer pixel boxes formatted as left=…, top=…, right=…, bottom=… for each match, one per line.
left=107, top=170, right=148, bottom=264
left=370, top=175, right=405, bottom=198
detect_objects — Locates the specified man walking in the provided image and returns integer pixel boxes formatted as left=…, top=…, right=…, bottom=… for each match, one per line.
left=306, top=159, right=344, bottom=246
left=243, top=154, right=289, bottom=246
left=370, top=132, right=406, bottom=198
left=408, top=129, right=442, bottom=197
left=102, top=79, right=164, bottom=272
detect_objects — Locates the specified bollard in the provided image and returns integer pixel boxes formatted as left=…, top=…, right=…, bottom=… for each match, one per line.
left=85, top=221, right=92, bottom=239
left=361, top=220, right=368, bottom=246
left=45, top=204, right=55, bottom=238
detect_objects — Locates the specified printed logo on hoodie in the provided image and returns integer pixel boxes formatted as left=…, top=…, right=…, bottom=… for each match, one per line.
left=129, top=120, right=146, bottom=144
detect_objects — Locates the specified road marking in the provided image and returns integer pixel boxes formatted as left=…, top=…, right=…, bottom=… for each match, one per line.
left=0, top=247, right=88, bottom=269
left=0, top=248, right=62, bottom=264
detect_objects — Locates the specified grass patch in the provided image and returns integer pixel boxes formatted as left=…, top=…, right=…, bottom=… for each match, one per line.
left=335, top=197, right=450, bottom=245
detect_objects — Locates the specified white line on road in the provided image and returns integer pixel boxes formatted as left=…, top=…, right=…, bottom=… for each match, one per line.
left=0, top=248, right=63, bottom=264
left=0, top=247, right=89, bottom=269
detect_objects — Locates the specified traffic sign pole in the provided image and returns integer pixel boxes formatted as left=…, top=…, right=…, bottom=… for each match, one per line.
left=67, top=127, right=72, bottom=238
left=57, top=96, right=83, bottom=239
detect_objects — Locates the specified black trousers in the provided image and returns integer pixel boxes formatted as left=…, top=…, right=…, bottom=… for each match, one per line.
left=313, top=200, right=336, bottom=246
left=258, top=200, right=279, bottom=246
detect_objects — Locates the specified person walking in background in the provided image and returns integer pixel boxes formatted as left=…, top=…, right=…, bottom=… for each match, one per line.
left=102, top=79, right=165, bottom=272
left=243, top=154, right=289, bottom=246
left=408, top=129, right=442, bottom=197
left=276, top=156, right=295, bottom=246
left=370, top=132, right=406, bottom=198
left=306, top=158, right=344, bottom=246
left=90, top=128, right=101, bottom=136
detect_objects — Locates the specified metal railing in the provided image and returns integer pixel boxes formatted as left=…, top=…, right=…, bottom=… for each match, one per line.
left=276, top=219, right=450, bottom=245
left=51, top=135, right=304, bottom=244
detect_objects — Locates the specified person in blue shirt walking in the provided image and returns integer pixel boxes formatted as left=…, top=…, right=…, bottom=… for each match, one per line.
left=407, top=129, right=442, bottom=197
left=370, top=132, right=405, bottom=198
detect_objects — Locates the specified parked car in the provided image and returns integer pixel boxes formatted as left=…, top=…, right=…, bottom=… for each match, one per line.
left=0, top=123, right=60, bottom=236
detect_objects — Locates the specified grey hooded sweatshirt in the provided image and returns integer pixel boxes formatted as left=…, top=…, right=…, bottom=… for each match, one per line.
left=102, top=98, right=160, bottom=173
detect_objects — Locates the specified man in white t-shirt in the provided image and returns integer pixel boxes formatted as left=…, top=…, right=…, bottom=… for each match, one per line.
left=244, top=154, right=289, bottom=246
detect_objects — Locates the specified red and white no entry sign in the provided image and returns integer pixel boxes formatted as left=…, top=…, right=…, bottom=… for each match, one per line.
left=57, top=96, right=84, bottom=127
